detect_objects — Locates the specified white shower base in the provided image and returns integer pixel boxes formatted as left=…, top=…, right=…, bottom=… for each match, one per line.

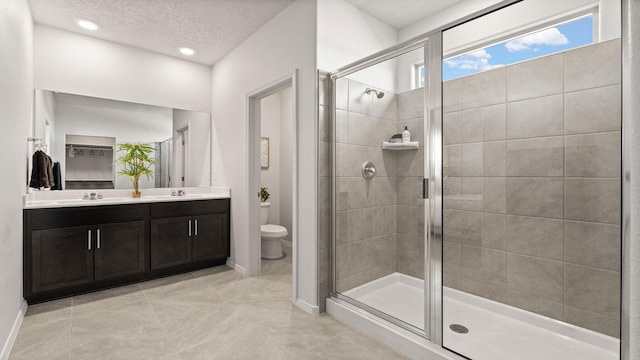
left=340, top=273, right=619, bottom=360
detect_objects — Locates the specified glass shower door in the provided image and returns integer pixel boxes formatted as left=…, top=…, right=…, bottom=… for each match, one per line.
left=440, top=1, right=622, bottom=359
left=331, top=44, right=432, bottom=335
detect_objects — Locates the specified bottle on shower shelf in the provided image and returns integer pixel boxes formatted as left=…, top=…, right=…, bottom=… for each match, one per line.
left=402, top=126, right=410, bottom=143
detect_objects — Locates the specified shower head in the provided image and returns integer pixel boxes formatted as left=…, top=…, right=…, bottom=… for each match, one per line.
left=365, top=88, right=385, bottom=99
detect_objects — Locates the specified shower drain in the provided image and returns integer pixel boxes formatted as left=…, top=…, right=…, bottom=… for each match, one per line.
left=449, top=324, right=469, bottom=334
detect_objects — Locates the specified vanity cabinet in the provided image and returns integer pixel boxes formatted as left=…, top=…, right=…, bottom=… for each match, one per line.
left=150, top=200, right=229, bottom=270
left=150, top=216, right=191, bottom=269
left=93, top=221, right=146, bottom=281
left=25, top=204, right=148, bottom=302
left=31, top=225, right=94, bottom=293
left=30, top=220, right=146, bottom=293
left=24, top=198, right=230, bottom=304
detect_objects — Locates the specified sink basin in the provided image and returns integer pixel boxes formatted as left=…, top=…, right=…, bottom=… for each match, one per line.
left=55, top=199, right=85, bottom=203
left=146, top=194, right=207, bottom=200
left=95, top=197, right=127, bottom=202
left=176, top=193, right=206, bottom=198
left=55, top=197, right=127, bottom=204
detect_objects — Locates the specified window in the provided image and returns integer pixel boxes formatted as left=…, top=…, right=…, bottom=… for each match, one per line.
left=414, top=63, right=425, bottom=89
left=441, top=14, right=593, bottom=81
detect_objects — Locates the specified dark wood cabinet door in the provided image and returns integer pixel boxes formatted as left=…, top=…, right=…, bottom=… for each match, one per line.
left=150, top=216, right=191, bottom=270
left=94, top=221, right=146, bottom=281
left=31, top=225, right=94, bottom=293
left=192, top=214, right=228, bottom=262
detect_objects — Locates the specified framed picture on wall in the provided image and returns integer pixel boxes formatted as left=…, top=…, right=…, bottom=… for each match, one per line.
left=261, top=137, right=270, bottom=169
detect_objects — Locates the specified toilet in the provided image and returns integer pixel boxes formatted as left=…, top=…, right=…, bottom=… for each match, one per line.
left=260, top=202, right=288, bottom=259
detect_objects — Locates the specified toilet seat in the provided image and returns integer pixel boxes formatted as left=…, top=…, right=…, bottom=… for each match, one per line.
left=261, top=224, right=288, bottom=238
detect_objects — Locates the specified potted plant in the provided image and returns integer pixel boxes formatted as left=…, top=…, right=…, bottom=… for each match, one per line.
left=260, top=187, right=270, bottom=202
left=116, top=143, right=156, bottom=198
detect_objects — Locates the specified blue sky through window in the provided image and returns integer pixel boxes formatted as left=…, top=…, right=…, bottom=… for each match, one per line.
left=442, top=15, right=593, bottom=81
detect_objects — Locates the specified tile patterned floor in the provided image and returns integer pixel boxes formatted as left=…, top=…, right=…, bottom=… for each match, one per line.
left=10, top=246, right=409, bottom=359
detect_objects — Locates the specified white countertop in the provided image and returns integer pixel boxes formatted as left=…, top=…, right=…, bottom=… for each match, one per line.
left=24, top=186, right=231, bottom=209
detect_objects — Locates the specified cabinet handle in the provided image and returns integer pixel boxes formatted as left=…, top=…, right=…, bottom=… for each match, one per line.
left=88, top=230, right=92, bottom=250
left=195, top=219, right=198, bottom=236
left=188, top=219, right=192, bottom=237
left=97, top=229, right=101, bottom=249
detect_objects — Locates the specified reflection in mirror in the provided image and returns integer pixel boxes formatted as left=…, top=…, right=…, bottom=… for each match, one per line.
left=32, top=90, right=211, bottom=190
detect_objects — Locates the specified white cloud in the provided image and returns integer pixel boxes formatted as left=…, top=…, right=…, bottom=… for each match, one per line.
left=505, top=27, right=569, bottom=52
left=444, top=49, right=503, bottom=72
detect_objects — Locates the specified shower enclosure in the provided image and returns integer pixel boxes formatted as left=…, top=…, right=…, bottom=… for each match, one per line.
left=330, top=41, right=438, bottom=337
left=326, top=1, right=623, bottom=359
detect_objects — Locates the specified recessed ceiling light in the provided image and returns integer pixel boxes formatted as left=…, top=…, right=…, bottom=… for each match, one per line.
left=179, top=47, right=195, bottom=56
left=77, top=19, right=98, bottom=31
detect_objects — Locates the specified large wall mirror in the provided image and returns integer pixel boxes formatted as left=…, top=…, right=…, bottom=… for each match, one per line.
left=31, top=89, right=211, bottom=190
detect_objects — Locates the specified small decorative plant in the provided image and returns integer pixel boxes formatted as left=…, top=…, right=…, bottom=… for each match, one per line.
left=260, top=187, right=270, bottom=202
left=116, top=143, right=156, bottom=198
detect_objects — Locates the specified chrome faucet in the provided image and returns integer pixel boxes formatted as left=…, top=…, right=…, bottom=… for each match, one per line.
left=83, top=192, right=103, bottom=200
left=171, top=189, right=186, bottom=196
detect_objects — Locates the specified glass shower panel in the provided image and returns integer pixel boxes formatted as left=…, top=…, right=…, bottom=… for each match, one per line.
left=333, top=47, right=428, bottom=333
left=441, top=1, right=622, bottom=359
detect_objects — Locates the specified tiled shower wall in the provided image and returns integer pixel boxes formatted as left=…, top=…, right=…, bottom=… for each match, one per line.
left=442, top=39, right=622, bottom=337
left=317, top=73, right=428, bottom=309
left=334, top=78, right=398, bottom=293
left=395, top=88, right=426, bottom=279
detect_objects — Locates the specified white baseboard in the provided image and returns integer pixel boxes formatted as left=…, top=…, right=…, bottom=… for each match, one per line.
left=226, top=258, right=247, bottom=276
left=295, top=298, right=320, bottom=316
left=1, top=300, right=27, bottom=360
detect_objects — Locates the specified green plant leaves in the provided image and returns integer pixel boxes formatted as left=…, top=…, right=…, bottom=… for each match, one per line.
left=115, top=143, right=156, bottom=179
left=260, top=187, right=270, bottom=202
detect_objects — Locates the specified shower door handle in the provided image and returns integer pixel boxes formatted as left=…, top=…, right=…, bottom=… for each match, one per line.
left=422, top=178, right=429, bottom=199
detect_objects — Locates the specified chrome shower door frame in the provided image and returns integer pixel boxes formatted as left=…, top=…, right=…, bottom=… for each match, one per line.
left=425, top=32, right=443, bottom=345
left=328, top=34, right=443, bottom=340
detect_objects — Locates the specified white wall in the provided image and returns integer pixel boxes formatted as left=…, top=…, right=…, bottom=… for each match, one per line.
left=54, top=99, right=172, bottom=189
left=261, top=92, right=283, bottom=225
left=172, top=109, right=211, bottom=187
left=33, top=89, right=55, bottom=150
left=0, top=0, right=31, bottom=357
left=210, top=0, right=317, bottom=308
left=32, top=89, right=56, bottom=187
left=34, top=24, right=211, bottom=112
left=317, top=0, right=398, bottom=90
left=260, top=87, right=294, bottom=241
left=279, top=87, right=294, bottom=241
left=394, top=47, right=425, bottom=94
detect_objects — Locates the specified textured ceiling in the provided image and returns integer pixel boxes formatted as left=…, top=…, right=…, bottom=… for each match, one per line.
left=343, top=0, right=464, bottom=29
left=28, top=0, right=295, bottom=65
left=28, top=0, right=464, bottom=66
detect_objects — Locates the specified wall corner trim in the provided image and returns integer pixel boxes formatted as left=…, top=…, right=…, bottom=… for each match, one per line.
left=226, top=259, right=247, bottom=276
left=295, top=298, right=320, bottom=316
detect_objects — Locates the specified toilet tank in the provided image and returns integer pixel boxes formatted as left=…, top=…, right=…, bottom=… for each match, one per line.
left=260, top=202, right=270, bottom=225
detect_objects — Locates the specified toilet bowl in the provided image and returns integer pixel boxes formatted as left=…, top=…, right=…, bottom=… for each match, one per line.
left=260, top=202, right=287, bottom=259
